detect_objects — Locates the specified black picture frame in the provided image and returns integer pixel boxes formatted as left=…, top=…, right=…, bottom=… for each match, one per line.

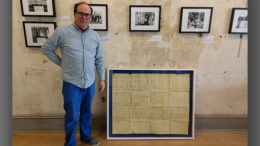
left=229, top=8, right=248, bottom=34
left=129, top=5, right=161, bottom=32
left=89, top=4, right=108, bottom=31
left=23, top=21, right=56, bottom=47
left=20, top=0, right=56, bottom=17
left=179, top=7, right=213, bottom=33
left=107, top=69, right=195, bottom=139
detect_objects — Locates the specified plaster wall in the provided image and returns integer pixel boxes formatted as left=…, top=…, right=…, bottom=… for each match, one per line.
left=12, top=0, right=247, bottom=117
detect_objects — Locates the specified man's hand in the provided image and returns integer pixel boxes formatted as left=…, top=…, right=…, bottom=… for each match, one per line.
left=98, top=80, right=105, bottom=93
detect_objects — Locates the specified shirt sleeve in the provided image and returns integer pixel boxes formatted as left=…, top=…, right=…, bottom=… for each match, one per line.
left=41, top=29, right=62, bottom=67
left=95, top=34, right=105, bottom=81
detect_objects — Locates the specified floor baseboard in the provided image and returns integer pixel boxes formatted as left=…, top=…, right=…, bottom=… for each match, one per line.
left=12, top=115, right=247, bottom=132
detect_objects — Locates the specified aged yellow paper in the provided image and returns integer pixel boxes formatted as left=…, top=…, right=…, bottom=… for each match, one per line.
left=112, top=73, right=191, bottom=135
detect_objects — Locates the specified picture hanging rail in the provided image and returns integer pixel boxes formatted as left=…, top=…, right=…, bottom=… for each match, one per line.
left=229, top=8, right=248, bottom=34
left=107, top=68, right=195, bottom=139
left=129, top=5, right=161, bottom=32
left=179, top=7, right=213, bottom=33
left=23, top=21, right=56, bottom=47
left=20, top=0, right=56, bottom=17
left=89, top=4, right=108, bottom=31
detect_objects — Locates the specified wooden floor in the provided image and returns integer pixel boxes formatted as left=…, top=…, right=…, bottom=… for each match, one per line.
left=13, top=130, right=247, bottom=146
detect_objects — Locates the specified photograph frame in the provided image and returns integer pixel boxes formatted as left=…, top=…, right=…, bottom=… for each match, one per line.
left=179, top=7, right=213, bottom=33
left=20, top=0, right=56, bottom=17
left=129, top=5, right=161, bottom=32
left=89, top=4, right=108, bottom=31
left=23, top=21, right=56, bottom=47
left=229, top=8, right=248, bottom=34
left=107, top=68, right=195, bottom=140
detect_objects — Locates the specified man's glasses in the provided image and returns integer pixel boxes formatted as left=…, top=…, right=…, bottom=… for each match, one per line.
left=76, top=12, right=91, bottom=18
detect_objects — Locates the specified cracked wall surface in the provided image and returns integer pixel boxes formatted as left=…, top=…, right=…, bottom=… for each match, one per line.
left=12, top=0, right=247, bottom=117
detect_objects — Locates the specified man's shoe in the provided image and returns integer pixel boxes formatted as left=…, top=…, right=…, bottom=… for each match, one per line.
left=83, top=137, right=100, bottom=146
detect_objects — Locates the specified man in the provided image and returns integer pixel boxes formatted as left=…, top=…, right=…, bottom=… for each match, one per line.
left=42, top=2, right=105, bottom=146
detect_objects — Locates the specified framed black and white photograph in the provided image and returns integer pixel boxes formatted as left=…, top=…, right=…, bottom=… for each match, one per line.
left=129, top=5, right=161, bottom=32
left=20, top=0, right=55, bottom=17
left=89, top=4, right=108, bottom=31
left=180, top=7, right=213, bottom=33
left=23, top=21, right=56, bottom=47
left=229, top=8, right=248, bottom=34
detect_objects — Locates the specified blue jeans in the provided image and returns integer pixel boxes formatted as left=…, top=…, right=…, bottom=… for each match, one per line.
left=62, top=81, right=95, bottom=146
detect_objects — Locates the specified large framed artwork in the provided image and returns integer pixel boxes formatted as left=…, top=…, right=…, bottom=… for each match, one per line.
left=20, top=0, right=56, bottom=17
left=179, top=7, right=213, bottom=33
left=23, top=21, right=56, bottom=47
left=107, top=69, right=195, bottom=139
left=229, top=8, right=248, bottom=34
left=89, top=4, right=108, bottom=31
left=129, top=5, right=161, bottom=32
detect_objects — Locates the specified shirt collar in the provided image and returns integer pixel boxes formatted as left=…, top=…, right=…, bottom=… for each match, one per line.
left=73, top=23, right=89, bottom=33
left=79, top=27, right=88, bottom=32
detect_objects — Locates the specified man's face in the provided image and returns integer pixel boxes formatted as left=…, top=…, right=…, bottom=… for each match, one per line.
left=74, top=4, right=92, bottom=29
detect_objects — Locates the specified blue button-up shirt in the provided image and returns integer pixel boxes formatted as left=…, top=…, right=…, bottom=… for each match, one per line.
left=42, top=24, right=105, bottom=88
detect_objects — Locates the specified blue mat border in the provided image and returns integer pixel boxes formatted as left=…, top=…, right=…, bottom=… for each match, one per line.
left=108, top=69, right=194, bottom=138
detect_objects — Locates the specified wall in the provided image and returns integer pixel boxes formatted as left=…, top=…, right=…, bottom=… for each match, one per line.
left=12, top=0, right=247, bottom=118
